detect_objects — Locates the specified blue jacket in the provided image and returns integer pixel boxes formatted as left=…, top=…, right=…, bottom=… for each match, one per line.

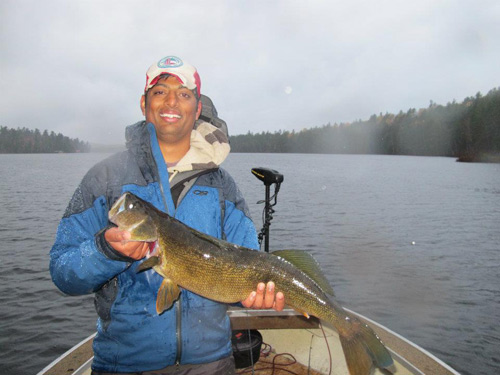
left=50, top=121, right=259, bottom=372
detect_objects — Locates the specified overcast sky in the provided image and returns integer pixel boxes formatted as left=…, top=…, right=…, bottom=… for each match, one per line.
left=1, top=0, right=499, bottom=144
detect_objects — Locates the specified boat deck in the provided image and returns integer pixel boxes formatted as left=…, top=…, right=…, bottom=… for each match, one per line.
left=39, top=308, right=459, bottom=375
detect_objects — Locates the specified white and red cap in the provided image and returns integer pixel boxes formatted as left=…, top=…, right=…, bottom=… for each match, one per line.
left=144, top=56, right=201, bottom=97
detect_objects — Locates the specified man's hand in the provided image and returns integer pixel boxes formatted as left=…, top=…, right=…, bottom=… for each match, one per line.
left=104, top=227, right=150, bottom=260
left=241, top=282, right=285, bottom=311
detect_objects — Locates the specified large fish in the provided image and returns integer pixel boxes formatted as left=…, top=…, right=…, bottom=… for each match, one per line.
left=108, top=192, right=394, bottom=375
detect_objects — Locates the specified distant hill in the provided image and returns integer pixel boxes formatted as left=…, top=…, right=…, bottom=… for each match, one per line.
left=0, top=127, right=91, bottom=153
left=230, top=87, right=500, bottom=163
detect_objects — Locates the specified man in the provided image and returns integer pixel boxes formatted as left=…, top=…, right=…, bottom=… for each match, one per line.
left=50, top=56, right=284, bottom=375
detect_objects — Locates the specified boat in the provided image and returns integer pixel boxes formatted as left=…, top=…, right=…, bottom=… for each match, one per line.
left=39, top=167, right=460, bottom=375
left=37, top=307, right=460, bottom=375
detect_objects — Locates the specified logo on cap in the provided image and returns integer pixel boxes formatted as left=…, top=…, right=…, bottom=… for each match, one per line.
left=158, top=56, right=183, bottom=69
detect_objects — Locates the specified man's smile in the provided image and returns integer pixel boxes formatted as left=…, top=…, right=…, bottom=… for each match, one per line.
left=160, top=113, right=182, bottom=120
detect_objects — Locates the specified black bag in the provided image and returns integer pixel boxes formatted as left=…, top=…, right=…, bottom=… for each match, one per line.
left=231, top=329, right=263, bottom=368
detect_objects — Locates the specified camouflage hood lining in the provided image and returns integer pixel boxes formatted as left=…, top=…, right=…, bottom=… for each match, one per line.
left=167, top=121, right=230, bottom=174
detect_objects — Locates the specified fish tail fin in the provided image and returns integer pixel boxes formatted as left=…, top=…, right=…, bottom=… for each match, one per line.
left=338, top=315, right=394, bottom=375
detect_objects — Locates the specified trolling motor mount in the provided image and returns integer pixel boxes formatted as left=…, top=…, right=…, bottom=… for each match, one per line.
left=251, top=167, right=284, bottom=252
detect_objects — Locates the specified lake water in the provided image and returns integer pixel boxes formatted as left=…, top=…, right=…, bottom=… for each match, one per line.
left=0, top=153, right=499, bottom=375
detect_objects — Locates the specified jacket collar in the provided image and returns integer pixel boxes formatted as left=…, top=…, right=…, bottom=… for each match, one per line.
left=124, top=120, right=230, bottom=174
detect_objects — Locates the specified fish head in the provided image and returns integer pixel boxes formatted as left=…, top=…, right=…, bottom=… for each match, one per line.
left=108, top=192, right=158, bottom=241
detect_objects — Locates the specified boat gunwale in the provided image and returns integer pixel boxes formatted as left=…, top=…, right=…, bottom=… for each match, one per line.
left=36, top=333, right=96, bottom=375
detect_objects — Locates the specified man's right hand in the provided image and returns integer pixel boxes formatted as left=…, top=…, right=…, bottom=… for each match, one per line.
left=104, top=227, right=150, bottom=260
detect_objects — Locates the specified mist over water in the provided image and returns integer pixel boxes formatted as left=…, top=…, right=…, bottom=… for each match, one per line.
left=0, top=153, right=498, bottom=375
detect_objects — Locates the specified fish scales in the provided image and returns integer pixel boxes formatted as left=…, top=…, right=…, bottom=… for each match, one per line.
left=156, top=219, right=334, bottom=315
left=109, top=192, right=394, bottom=375
left=161, top=232, right=331, bottom=309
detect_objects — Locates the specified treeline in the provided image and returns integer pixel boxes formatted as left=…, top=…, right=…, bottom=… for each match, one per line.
left=0, top=127, right=91, bottom=153
left=230, top=87, right=500, bottom=162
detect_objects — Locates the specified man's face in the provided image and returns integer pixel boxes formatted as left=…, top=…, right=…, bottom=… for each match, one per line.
left=141, top=75, right=201, bottom=146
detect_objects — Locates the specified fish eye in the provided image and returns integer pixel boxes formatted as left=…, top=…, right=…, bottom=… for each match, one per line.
left=129, top=203, right=134, bottom=209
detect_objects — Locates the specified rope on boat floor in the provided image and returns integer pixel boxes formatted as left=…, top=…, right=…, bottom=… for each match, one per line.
left=235, top=344, right=303, bottom=375
left=236, top=323, right=332, bottom=375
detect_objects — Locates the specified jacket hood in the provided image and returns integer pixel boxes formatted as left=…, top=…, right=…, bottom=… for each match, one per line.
left=170, top=121, right=230, bottom=174
left=124, top=121, right=230, bottom=174
left=125, top=121, right=150, bottom=154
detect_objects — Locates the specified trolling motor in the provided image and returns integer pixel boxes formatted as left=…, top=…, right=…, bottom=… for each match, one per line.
left=251, top=167, right=284, bottom=253
left=231, top=167, right=284, bottom=370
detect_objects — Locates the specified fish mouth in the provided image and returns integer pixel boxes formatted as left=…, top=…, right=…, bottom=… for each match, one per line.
left=107, top=213, right=144, bottom=233
left=122, top=217, right=147, bottom=233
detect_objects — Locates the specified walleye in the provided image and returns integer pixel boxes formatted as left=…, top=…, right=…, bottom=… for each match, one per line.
left=108, top=192, right=394, bottom=375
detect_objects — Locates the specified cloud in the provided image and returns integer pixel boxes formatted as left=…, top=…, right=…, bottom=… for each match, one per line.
left=1, top=0, right=499, bottom=143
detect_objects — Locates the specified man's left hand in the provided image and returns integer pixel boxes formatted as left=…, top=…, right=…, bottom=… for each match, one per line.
left=241, top=282, right=285, bottom=311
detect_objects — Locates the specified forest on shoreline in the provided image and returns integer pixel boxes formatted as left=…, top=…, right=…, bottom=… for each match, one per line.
left=230, top=87, right=500, bottom=162
left=2, top=88, right=498, bottom=161
left=0, top=127, right=90, bottom=154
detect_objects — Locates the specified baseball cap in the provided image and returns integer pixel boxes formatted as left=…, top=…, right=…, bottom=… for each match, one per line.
left=144, top=56, right=201, bottom=97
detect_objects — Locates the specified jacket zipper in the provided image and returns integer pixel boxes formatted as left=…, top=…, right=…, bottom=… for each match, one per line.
left=158, top=179, right=183, bottom=364
left=175, top=295, right=182, bottom=365
left=150, top=144, right=183, bottom=366
left=158, top=179, right=183, bottom=365
left=160, top=185, right=182, bottom=366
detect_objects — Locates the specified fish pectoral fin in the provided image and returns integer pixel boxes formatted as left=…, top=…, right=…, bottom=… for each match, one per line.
left=156, top=278, right=181, bottom=314
left=271, top=249, right=335, bottom=296
left=137, top=256, right=160, bottom=273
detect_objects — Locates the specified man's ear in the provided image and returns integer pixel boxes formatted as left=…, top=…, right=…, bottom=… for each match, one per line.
left=195, top=100, right=202, bottom=120
left=140, top=95, right=146, bottom=116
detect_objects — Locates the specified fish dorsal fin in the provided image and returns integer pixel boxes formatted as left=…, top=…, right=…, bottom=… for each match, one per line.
left=271, top=250, right=335, bottom=296
left=137, top=256, right=160, bottom=272
left=156, top=278, right=181, bottom=314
